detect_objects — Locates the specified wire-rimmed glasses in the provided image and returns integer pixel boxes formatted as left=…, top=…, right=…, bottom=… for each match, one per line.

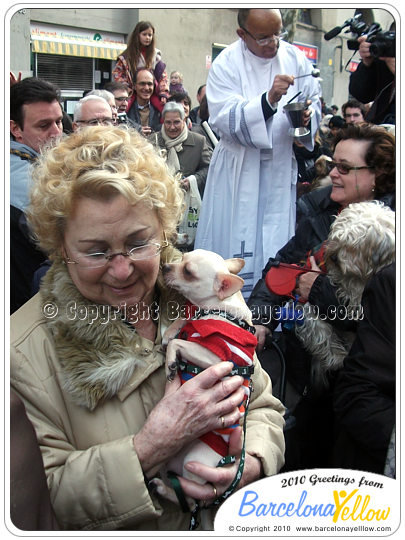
left=65, top=235, right=169, bottom=269
left=240, top=27, right=288, bottom=46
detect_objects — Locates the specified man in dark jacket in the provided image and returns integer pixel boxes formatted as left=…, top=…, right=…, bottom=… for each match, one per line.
left=349, top=35, right=395, bottom=125
left=127, top=68, right=161, bottom=135
left=189, top=84, right=206, bottom=125
left=10, top=77, right=63, bottom=313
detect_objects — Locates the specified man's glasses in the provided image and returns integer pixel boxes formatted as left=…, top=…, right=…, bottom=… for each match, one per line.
left=241, top=26, right=288, bottom=46
left=115, top=96, right=129, bottom=102
left=328, top=161, right=374, bottom=175
left=75, top=118, right=114, bottom=126
left=65, top=237, right=169, bottom=269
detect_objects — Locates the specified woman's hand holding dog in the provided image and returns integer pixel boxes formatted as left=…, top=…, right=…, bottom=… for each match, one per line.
left=133, top=362, right=245, bottom=477
left=179, top=425, right=263, bottom=505
left=295, top=256, right=321, bottom=301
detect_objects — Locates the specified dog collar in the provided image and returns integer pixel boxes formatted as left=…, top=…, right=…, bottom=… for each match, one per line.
left=177, top=358, right=254, bottom=378
left=192, top=308, right=256, bottom=335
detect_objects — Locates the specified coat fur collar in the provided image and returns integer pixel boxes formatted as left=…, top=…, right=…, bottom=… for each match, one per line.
left=40, top=260, right=170, bottom=411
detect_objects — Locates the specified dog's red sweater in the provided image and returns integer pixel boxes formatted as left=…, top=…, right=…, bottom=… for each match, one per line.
left=177, top=317, right=257, bottom=457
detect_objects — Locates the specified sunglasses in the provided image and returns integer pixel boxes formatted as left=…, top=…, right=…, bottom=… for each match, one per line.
left=328, top=161, right=374, bottom=175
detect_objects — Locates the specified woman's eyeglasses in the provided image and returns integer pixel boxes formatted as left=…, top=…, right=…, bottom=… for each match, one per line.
left=65, top=235, right=169, bottom=269
left=327, top=161, right=374, bottom=175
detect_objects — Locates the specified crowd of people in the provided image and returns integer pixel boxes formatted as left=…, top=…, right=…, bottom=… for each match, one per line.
left=10, top=7, right=395, bottom=532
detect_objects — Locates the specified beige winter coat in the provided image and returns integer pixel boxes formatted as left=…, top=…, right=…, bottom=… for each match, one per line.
left=10, top=261, right=285, bottom=531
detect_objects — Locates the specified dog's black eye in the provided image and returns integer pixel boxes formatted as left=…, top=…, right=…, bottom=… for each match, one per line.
left=184, top=265, right=193, bottom=278
left=330, top=254, right=338, bottom=264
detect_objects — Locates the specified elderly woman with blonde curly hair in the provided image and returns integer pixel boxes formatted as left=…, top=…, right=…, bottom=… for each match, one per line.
left=10, top=126, right=285, bottom=531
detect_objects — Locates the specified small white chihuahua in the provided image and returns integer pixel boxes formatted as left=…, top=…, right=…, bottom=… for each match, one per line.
left=152, top=249, right=257, bottom=513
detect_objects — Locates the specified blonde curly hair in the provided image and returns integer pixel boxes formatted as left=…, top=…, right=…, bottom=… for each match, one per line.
left=27, top=125, right=184, bottom=262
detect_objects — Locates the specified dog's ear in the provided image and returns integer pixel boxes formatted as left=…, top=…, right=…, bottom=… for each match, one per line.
left=224, top=257, right=245, bottom=275
left=214, top=272, right=244, bottom=300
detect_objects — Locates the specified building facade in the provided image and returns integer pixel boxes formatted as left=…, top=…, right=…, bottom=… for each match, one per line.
left=8, top=7, right=396, bottom=114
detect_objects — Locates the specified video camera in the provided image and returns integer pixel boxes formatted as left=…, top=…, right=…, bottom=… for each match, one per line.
left=324, top=13, right=395, bottom=58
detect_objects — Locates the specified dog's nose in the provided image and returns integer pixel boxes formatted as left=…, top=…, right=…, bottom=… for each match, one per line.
left=161, top=264, right=171, bottom=275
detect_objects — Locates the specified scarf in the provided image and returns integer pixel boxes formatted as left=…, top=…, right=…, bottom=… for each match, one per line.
left=39, top=258, right=183, bottom=410
left=160, top=124, right=188, bottom=174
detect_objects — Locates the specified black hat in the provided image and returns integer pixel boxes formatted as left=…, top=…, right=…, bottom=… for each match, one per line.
left=329, top=115, right=345, bottom=128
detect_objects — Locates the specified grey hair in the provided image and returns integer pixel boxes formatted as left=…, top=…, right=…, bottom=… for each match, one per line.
left=86, top=89, right=116, bottom=106
left=73, top=95, right=110, bottom=121
left=162, top=101, right=185, bottom=120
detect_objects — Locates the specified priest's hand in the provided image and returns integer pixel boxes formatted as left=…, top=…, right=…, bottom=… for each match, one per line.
left=268, top=75, right=294, bottom=106
left=302, top=100, right=312, bottom=127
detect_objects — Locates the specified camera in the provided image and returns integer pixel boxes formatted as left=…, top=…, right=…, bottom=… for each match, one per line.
left=325, top=15, right=395, bottom=58
left=117, top=112, right=128, bottom=124
left=368, top=30, right=395, bottom=58
left=346, top=21, right=380, bottom=50
left=347, top=22, right=395, bottom=58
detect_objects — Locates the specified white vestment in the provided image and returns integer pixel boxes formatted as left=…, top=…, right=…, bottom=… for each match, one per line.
left=195, top=38, right=321, bottom=298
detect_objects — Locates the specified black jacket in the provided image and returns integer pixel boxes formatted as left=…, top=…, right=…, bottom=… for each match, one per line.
left=349, top=59, right=395, bottom=125
left=333, top=263, right=395, bottom=474
left=11, top=205, right=47, bottom=314
left=248, top=185, right=341, bottom=330
left=248, top=186, right=395, bottom=331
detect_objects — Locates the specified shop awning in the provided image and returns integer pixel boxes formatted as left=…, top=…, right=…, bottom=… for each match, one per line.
left=31, top=36, right=125, bottom=60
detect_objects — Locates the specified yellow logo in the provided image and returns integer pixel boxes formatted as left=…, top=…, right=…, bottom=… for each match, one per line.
left=333, top=490, right=390, bottom=523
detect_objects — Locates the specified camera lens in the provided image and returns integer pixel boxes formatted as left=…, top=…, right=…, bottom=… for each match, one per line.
left=369, top=32, right=395, bottom=58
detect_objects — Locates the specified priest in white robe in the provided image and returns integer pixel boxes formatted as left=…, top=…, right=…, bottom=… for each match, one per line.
left=195, top=8, right=322, bottom=298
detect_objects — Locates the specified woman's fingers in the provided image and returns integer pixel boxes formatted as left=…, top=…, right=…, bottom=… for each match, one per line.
left=308, top=255, right=321, bottom=271
left=195, top=361, right=235, bottom=389
left=177, top=475, right=221, bottom=502
left=228, top=425, right=243, bottom=458
left=159, top=368, right=239, bottom=426
left=216, top=385, right=246, bottom=420
left=184, top=461, right=234, bottom=487
left=179, top=427, right=244, bottom=504
left=164, top=370, right=182, bottom=396
left=185, top=426, right=243, bottom=484
left=138, top=362, right=246, bottom=473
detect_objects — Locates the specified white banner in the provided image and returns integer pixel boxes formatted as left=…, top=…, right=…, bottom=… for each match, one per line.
left=214, top=469, right=399, bottom=536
